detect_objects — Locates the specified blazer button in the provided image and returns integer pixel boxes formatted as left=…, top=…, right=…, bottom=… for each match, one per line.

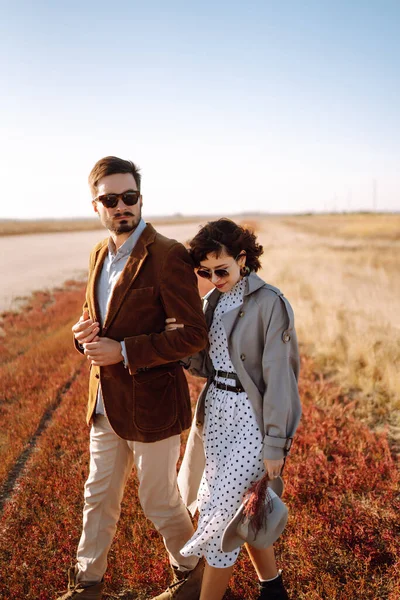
left=95, top=373, right=99, bottom=379
left=282, top=331, right=291, bottom=343
left=240, top=353, right=246, bottom=361
left=239, top=310, right=245, bottom=317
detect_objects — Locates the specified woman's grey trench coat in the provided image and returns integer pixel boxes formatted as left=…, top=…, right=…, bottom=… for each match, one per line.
left=177, top=272, right=301, bottom=516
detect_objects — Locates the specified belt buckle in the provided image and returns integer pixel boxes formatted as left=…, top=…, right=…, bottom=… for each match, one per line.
left=215, top=370, right=225, bottom=389
left=284, top=437, right=293, bottom=454
left=220, top=374, right=228, bottom=391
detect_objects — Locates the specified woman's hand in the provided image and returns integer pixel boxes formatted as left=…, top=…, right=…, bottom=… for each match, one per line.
left=165, top=317, right=184, bottom=332
left=263, top=458, right=284, bottom=480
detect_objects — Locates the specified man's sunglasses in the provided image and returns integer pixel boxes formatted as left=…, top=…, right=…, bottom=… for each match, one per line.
left=196, top=253, right=244, bottom=280
left=95, top=190, right=140, bottom=209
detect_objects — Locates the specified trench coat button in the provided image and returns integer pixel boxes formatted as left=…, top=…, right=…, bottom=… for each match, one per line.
left=95, top=373, right=99, bottom=379
left=196, top=420, right=202, bottom=427
left=282, top=330, right=291, bottom=343
left=240, top=353, right=246, bottom=361
left=239, top=310, right=245, bottom=317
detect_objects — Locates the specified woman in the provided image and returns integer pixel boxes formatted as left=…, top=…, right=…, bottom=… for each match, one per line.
left=168, top=219, right=301, bottom=600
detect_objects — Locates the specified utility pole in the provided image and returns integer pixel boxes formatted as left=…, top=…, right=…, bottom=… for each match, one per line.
left=373, top=179, right=378, bottom=212
left=347, top=188, right=352, bottom=213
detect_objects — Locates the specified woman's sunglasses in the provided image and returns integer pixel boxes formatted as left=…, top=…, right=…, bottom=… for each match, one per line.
left=196, top=253, right=244, bottom=280
left=95, top=190, right=140, bottom=209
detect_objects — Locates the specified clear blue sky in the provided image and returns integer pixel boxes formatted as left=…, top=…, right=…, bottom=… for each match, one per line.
left=1, top=0, right=399, bottom=218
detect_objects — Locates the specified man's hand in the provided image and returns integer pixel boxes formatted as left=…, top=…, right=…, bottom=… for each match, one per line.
left=72, top=310, right=100, bottom=344
left=263, top=458, right=284, bottom=480
left=83, top=337, right=124, bottom=366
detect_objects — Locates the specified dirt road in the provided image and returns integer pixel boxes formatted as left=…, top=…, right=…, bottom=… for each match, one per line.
left=0, top=222, right=202, bottom=312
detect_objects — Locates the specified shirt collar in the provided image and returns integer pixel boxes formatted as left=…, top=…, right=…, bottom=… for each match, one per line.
left=108, top=218, right=147, bottom=258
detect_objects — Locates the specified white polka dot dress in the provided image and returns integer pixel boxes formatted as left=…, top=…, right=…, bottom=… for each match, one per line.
left=181, top=278, right=265, bottom=568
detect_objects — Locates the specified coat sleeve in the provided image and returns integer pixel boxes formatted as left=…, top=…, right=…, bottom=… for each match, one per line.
left=261, top=295, right=302, bottom=460
left=124, top=243, right=209, bottom=373
left=177, top=412, right=206, bottom=516
left=182, top=349, right=211, bottom=378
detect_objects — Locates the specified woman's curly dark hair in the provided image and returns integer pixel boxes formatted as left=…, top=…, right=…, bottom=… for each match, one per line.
left=188, top=218, right=264, bottom=272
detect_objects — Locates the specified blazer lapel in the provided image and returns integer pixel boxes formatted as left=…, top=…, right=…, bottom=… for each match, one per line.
left=102, top=224, right=157, bottom=333
left=87, top=242, right=108, bottom=324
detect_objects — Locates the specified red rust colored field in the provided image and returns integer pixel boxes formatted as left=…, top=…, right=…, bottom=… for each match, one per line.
left=0, top=284, right=398, bottom=600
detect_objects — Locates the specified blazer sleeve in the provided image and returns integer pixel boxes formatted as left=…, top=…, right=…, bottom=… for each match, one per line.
left=72, top=244, right=98, bottom=356
left=261, top=295, right=302, bottom=460
left=73, top=297, right=89, bottom=356
left=124, top=243, right=208, bottom=373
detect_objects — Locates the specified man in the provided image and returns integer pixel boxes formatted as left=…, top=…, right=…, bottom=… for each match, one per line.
left=57, top=156, right=208, bottom=600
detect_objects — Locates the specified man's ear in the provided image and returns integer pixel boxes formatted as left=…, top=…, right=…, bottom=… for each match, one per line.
left=92, top=200, right=99, bottom=215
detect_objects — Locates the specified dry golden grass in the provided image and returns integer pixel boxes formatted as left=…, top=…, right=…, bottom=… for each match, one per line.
left=251, top=214, right=400, bottom=451
left=283, top=212, right=400, bottom=240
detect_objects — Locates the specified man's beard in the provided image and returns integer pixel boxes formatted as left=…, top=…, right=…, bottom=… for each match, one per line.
left=104, top=209, right=141, bottom=235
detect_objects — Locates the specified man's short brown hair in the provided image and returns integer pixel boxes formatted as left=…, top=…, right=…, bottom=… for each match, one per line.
left=88, top=156, right=141, bottom=198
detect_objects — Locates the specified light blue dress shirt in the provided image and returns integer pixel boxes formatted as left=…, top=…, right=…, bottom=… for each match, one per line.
left=95, top=218, right=147, bottom=415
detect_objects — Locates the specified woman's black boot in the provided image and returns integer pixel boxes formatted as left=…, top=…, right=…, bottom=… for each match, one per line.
left=256, top=572, right=289, bottom=600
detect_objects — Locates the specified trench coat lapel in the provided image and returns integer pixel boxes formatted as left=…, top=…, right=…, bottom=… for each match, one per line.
left=87, top=241, right=108, bottom=324
left=221, top=305, right=243, bottom=341
left=203, top=281, right=243, bottom=342
left=203, top=288, right=220, bottom=328
left=204, top=273, right=267, bottom=340
left=102, top=224, right=157, bottom=332
left=221, top=278, right=247, bottom=341
left=220, top=274, right=265, bottom=341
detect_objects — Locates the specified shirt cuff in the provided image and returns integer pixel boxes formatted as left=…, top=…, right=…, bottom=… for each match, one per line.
left=120, top=341, right=129, bottom=368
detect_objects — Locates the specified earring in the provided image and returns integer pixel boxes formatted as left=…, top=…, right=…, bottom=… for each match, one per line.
left=241, top=265, right=250, bottom=276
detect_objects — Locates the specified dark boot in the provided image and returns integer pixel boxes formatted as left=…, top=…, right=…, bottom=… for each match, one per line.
left=55, top=566, right=104, bottom=600
left=150, top=558, right=205, bottom=600
left=256, top=572, right=289, bottom=600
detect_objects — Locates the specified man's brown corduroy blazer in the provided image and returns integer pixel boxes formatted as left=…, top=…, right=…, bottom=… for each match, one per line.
left=75, top=223, right=208, bottom=443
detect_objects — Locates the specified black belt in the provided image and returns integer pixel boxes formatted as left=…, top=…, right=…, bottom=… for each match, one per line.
left=212, top=370, right=244, bottom=393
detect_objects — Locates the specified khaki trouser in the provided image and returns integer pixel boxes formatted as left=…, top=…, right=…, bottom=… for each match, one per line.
left=76, top=415, right=197, bottom=584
